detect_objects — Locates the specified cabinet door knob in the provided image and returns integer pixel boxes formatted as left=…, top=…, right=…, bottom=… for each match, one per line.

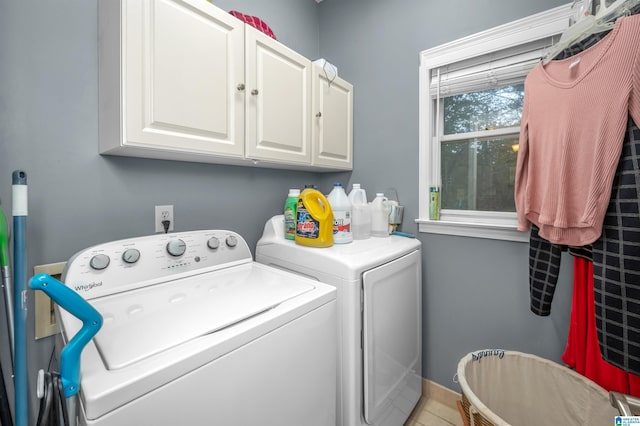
left=251, top=89, right=259, bottom=96
left=237, top=84, right=245, bottom=91
left=316, top=112, right=322, bottom=118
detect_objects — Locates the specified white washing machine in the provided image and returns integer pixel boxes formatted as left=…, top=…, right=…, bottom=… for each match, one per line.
left=256, top=216, right=422, bottom=426
left=57, top=229, right=337, bottom=426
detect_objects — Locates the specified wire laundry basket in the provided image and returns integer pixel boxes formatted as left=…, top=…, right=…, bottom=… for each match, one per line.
left=456, top=350, right=620, bottom=426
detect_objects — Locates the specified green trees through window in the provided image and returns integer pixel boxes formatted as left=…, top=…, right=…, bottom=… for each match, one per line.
left=440, top=84, right=524, bottom=212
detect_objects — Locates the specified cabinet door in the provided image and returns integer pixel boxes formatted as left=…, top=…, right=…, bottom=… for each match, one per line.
left=123, top=0, right=245, bottom=157
left=312, top=65, right=353, bottom=170
left=244, top=26, right=312, bottom=165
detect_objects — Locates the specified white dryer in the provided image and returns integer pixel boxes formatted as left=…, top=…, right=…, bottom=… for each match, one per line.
left=256, top=216, right=422, bottom=426
left=57, top=229, right=337, bottom=426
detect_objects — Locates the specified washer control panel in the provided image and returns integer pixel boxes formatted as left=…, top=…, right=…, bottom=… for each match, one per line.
left=64, top=230, right=252, bottom=300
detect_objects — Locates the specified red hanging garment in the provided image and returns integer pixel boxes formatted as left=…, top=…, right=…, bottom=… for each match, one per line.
left=562, top=257, right=640, bottom=395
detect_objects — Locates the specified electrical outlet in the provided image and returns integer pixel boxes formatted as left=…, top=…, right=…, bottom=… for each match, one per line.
left=155, top=205, right=174, bottom=233
left=34, top=261, right=66, bottom=340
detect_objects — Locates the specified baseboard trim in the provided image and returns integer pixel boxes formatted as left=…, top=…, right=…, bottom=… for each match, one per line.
left=423, top=379, right=461, bottom=410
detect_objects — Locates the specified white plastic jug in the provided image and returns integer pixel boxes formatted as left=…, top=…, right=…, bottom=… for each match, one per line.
left=326, top=183, right=353, bottom=244
left=370, top=193, right=390, bottom=237
left=348, top=184, right=371, bottom=240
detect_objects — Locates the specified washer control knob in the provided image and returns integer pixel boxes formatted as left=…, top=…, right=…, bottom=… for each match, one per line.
left=166, top=239, right=186, bottom=257
left=207, top=237, right=220, bottom=250
left=89, top=254, right=110, bottom=270
left=122, top=248, right=141, bottom=264
left=225, top=235, right=238, bottom=247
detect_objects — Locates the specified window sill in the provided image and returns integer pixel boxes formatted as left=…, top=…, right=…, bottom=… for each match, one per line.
left=416, top=218, right=529, bottom=242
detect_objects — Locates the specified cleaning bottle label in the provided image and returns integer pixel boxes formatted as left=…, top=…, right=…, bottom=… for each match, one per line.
left=284, top=207, right=296, bottom=239
left=296, top=202, right=320, bottom=239
left=333, top=211, right=351, bottom=235
left=284, top=192, right=298, bottom=241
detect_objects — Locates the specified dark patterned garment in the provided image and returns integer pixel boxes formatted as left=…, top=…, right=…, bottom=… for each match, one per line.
left=528, top=17, right=640, bottom=374
left=529, top=224, right=563, bottom=316
left=529, top=225, right=592, bottom=316
left=592, top=120, right=640, bottom=375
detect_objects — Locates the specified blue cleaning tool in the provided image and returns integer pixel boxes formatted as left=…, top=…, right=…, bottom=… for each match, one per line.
left=29, top=274, right=103, bottom=398
left=12, top=171, right=28, bottom=426
left=392, top=231, right=416, bottom=238
left=30, top=273, right=102, bottom=426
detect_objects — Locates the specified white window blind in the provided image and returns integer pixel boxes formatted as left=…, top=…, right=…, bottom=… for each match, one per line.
left=428, top=39, right=556, bottom=98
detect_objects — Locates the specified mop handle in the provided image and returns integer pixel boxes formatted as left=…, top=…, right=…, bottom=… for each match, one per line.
left=29, top=274, right=103, bottom=398
left=0, top=208, right=9, bottom=266
left=12, top=170, right=28, bottom=426
left=0, top=207, right=14, bottom=365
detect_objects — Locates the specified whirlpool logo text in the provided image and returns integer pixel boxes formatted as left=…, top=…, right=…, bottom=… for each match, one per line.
left=74, top=281, right=103, bottom=292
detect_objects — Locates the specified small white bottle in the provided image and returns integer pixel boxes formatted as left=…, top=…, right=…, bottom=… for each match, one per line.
left=370, top=193, right=390, bottom=237
left=326, top=182, right=353, bottom=244
left=348, top=184, right=371, bottom=240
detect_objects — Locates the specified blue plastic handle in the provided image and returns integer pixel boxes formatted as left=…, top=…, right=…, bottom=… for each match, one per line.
left=391, top=231, right=416, bottom=238
left=29, top=273, right=103, bottom=398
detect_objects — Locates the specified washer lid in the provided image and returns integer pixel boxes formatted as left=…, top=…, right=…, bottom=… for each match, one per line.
left=88, top=263, right=315, bottom=370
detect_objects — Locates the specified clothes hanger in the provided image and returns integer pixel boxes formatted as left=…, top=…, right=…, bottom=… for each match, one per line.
left=596, top=0, right=640, bottom=22
left=542, top=0, right=639, bottom=64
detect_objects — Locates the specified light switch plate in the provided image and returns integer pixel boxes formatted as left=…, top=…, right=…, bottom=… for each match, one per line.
left=33, top=261, right=66, bottom=340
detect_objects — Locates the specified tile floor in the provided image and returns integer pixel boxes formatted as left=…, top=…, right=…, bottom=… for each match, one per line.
left=404, top=397, right=464, bottom=426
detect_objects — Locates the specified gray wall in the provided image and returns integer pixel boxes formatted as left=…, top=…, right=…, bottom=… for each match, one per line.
left=0, top=0, right=334, bottom=422
left=0, top=0, right=575, bottom=422
left=316, top=0, right=573, bottom=390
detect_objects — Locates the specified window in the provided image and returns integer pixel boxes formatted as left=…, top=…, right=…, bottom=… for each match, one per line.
left=417, top=3, right=576, bottom=241
left=441, top=84, right=523, bottom=213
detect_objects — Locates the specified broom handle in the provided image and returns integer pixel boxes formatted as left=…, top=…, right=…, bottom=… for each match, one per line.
left=12, top=170, right=28, bottom=426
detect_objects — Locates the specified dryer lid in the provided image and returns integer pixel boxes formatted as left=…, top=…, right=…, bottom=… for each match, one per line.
left=86, top=263, right=315, bottom=370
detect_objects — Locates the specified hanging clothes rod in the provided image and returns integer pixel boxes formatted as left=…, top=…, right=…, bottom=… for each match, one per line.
left=543, top=0, right=640, bottom=63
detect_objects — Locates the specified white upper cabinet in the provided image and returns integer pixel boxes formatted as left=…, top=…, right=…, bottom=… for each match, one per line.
left=99, top=0, right=352, bottom=171
left=245, top=26, right=312, bottom=166
left=99, top=0, right=245, bottom=162
left=312, top=64, right=353, bottom=169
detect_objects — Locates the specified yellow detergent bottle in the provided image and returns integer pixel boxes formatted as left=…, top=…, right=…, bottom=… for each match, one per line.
left=295, top=188, right=334, bottom=247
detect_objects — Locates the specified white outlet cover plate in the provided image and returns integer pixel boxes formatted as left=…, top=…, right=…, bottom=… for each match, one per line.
left=155, top=205, right=174, bottom=233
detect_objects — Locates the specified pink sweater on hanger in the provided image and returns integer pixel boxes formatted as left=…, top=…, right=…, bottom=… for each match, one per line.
left=515, top=14, right=640, bottom=246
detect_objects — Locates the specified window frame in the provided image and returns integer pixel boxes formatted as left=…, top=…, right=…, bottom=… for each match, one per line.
left=417, top=3, right=576, bottom=242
